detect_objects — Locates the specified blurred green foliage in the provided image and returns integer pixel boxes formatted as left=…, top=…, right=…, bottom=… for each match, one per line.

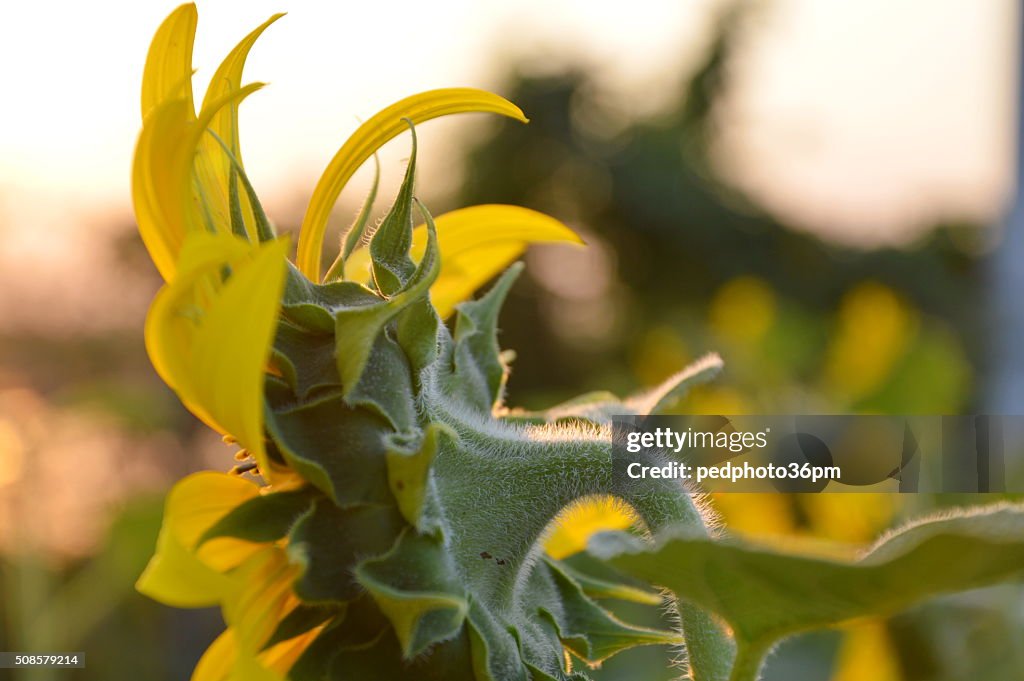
left=0, top=500, right=221, bottom=681
left=0, top=6, right=1012, bottom=681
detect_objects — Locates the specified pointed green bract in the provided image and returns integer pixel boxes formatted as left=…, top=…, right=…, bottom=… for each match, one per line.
left=386, top=423, right=455, bottom=528
left=369, top=123, right=419, bottom=295
left=324, top=155, right=381, bottom=282
left=197, top=488, right=316, bottom=546
left=450, top=263, right=523, bottom=413
left=355, top=530, right=469, bottom=658
left=333, top=198, right=441, bottom=398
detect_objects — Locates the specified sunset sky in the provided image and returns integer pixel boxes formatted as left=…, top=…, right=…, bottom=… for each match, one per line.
left=0, top=0, right=1017, bottom=329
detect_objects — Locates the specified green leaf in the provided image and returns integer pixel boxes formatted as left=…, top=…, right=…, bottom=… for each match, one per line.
left=554, top=555, right=662, bottom=606
left=290, top=597, right=475, bottom=681
left=396, top=296, right=441, bottom=373
left=591, top=503, right=1024, bottom=675
left=288, top=595, right=388, bottom=680
left=270, top=319, right=339, bottom=399
left=324, top=628, right=475, bottom=681
left=356, top=530, right=469, bottom=658
left=450, top=263, right=523, bottom=413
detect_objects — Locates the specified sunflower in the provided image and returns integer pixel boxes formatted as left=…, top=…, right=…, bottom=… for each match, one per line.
left=130, top=2, right=671, bottom=675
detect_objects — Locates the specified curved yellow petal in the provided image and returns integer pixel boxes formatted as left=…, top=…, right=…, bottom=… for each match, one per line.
left=145, top=233, right=289, bottom=474
left=222, top=549, right=300, bottom=651
left=193, top=628, right=236, bottom=681
left=258, top=626, right=323, bottom=676
left=136, top=523, right=234, bottom=608
left=192, top=625, right=322, bottom=681
left=166, top=471, right=262, bottom=545
left=545, top=496, right=636, bottom=560
left=344, top=204, right=582, bottom=317
left=141, top=3, right=197, bottom=121
left=203, top=13, right=283, bottom=157
left=200, top=13, right=284, bottom=242
left=133, top=84, right=264, bottom=281
left=133, top=98, right=193, bottom=280
left=137, top=472, right=262, bottom=607
left=296, top=89, right=529, bottom=280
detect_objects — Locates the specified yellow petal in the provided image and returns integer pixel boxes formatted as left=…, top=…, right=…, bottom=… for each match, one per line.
left=136, top=520, right=235, bottom=608
left=344, top=204, right=582, bottom=317
left=296, top=89, right=529, bottom=280
left=544, top=496, right=636, bottom=560
left=133, top=85, right=264, bottom=281
left=222, top=548, right=300, bottom=652
left=229, top=654, right=285, bottom=681
left=137, top=472, right=267, bottom=608
left=166, top=471, right=262, bottom=546
left=258, top=625, right=323, bottom=676
left=202, top=14, right=283, bottom=158
left=145, top=234, right=288, bottom=475
left=193, top=625, right=315, bottom=681
left=192, top=628, right=236, bottom=681
left=200, top=13, right=284, bottom=242
left=141, top=3, right=197, bottom=121
left=133, top=99, right=193, bottom=280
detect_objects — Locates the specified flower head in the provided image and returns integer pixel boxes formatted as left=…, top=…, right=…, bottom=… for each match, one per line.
left=132, top=6, right=720, bottom=681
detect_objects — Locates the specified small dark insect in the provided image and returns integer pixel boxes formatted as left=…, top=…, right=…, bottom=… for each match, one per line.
left=480, top=551, right=492, bottom=560
left=496, top=559, right=507, bottom=566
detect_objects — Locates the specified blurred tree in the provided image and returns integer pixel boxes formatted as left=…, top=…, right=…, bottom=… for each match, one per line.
left=459, top=3, right=983, bottom=414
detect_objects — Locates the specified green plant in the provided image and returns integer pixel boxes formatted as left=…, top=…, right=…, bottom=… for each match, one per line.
left=134, top=6, right=1024, bottom=680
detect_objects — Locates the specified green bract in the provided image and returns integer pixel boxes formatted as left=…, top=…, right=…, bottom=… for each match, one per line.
left=215, top=128, right=733, bottom=680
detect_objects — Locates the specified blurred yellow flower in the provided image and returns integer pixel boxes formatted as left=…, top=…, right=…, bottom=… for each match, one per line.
left=822, top=282, right=917, bottom=403
left=709, top=276, right=777, bottom=346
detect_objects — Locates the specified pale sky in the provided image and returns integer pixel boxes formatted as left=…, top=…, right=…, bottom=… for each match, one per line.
left=0, top=0, right=1017, bottom=329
